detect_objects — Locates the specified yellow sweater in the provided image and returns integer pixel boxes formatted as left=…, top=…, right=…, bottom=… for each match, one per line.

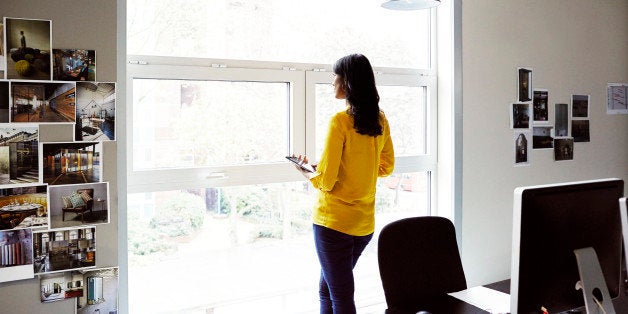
left=310, top=110, right=395, bottom=236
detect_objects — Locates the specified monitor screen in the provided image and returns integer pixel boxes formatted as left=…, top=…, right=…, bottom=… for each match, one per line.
left=511, top=178, right=624, bottom=314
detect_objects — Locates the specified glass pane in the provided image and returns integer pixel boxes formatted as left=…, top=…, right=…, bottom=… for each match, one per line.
left=127, top=173, right=426, bottom=313
left=315, top=83, right=426, bottom=159
left=127, top=0, right=430, bottom=69
left=132, top=79, right=289, bottom=170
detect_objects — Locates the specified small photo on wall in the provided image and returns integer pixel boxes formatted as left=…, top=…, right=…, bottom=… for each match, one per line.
left=514, top=131, right=531, bottom=166
left=553, top=137, right=574, bottom=161
left=0, top=184, right=48, bottom=231
left=511, top=103, right=530, bottom=129
left=0, top=125, right=39, bottom=185
left=48, top=182, right=109, bottom=229
left=11, top=81, right=76, bottom=123
left=532, top=126, right=553, bottom=149
left=606, top=83, right=628, bottom=114
left=41, top=142, right=102, bottom=186
left=4, top=17, right=52, bottom=80
left=532, top=89, right=549, bottom=123
left=554, top=103, right=569, bottom=137
left=53, top=49, right=96, bottom=81
left=571, top=120, right=590, bottom=142
left=77, top=267, right=119, bottom=313
left=0, top=228, right=34, bottom=283
left=0, top=81, right=9, bottom=122
left=517, top=67, right=532, bottom=102
left=75, top=82, right=116, bottom=142
left=571, top=94, right=589, bottom=118
left=33, top=227, right=96, bottom=275
left=39, top=270, right=84, bottom=303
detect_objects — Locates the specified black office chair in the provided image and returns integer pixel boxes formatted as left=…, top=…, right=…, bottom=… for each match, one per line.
left=377, top=216, right=467, bottom=313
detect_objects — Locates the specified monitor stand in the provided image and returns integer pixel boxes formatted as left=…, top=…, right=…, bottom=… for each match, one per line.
left=574, top=247, right=616, bottom=314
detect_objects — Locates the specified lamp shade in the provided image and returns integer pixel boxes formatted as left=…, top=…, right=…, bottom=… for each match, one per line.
left=381, top=0, right=441, bottom=10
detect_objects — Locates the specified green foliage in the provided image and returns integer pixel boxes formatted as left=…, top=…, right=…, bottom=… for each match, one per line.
left=149, top=192, right=205, bottom=237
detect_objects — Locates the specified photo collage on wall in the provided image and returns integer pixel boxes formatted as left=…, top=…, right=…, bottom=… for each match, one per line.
left=0, top=16, right=117, bottom=310
left=510, top=66, right=594, bottom=165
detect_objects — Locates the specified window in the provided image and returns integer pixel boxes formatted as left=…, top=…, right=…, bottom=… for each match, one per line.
left=127, top=1, right=437, bottom=312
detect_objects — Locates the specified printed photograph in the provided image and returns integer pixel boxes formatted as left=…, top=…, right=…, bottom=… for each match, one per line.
left=514, top=131, right=531, bottom=166
left=0, top=126, right=39, bottom=184
left=33, top=227, right=96, bottom=274
left=0, top=81, right=9, bottom=122
left=11, top=81, right=76, bottom=123
left=571, top=94, right=589, bottom=118
left=42, top=142, right=101, bottom=185
left=532, top=126, right=553, bottom=149
left=511, top=103, right=530, bottom=129
left=77, top=267, right=119, bottom=314
left=75, top=82, right=115, bottom=141
left=532, top=89, right=548, bottom=123
left=517, top=67, right=532, bottom=102
left=554, top=103, right=569, bottom=137
left=40, top=270, right=84, bottom=303
left=0, top=184, right=48, bottom=231
left=4, top=18, right=52, bottom=80
left=0, top=228, right=34, bottom=283
left=48, top=182, right=109, bottom=229
left=554, top=137, right=574, bottom=161
left=571, top=119, right=590, bottom=142
left=606, top=83, right=628, bottom=114
left=53, top=49, right=95, bottom=81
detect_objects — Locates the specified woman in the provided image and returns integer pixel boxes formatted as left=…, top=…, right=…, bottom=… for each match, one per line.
left=293, top=54, right=394, bottom=314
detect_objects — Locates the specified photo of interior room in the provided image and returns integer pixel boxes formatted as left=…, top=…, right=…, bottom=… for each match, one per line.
left=10, top=82, right=76, bottom=123
left=48, top=182, right=108, bottom=229
left=0, top=81, right=9, bottom=123
left=4, top=18, right=51, bottom=80
left=33, top=227, right=96, bottom=274
left=53, top=49, right=96, bottom=81
left=0, top=126, right=38, bottom=184
left=42, top=142, right=101, bottom=185
left=0, top=228, right=34, bottom=283
left=0, top=185, right=47, bottom=231
left=39, top=270, right=84, bottom=303
left=75, top=82, right=115, bottom=141
left=77, top=267, right=119, bottom=314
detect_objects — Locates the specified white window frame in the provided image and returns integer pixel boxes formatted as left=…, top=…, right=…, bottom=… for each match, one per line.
left=126, top=57, right=437, bottom=198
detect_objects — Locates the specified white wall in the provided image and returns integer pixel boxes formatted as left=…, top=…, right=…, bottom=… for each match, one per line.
left=461, top=0, right=628, bottom=286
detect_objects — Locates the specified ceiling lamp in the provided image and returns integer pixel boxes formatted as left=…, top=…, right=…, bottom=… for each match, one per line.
left=381, top=0, right=441, bottom=10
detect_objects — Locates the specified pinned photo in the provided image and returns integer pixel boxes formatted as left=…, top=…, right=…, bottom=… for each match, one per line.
left=571, top=94, right=589, bottom=118
left=554, top=103, right=569, bottom=137
left=0, top=81, right=9, bottom=122
left=41, top=142, right=102, bottom=185
left=514, top=131, right=531, bottom=166
left=517, top=67, right=532, bottom=102
left=532, top=126, right=553, bottom=149
left=553, top=137, right=574, bottom=161
left=532, top=89, right=548, bottom=123
left=511, top=103, right=530, bottom=129
left=571, top=120, right=590, bottom=142
left=48, top=182, right=109, bottom=229
left=11, top=82, right=76, bottom=123
left=75, top=82, right=116, bottom=142
left=33, top=227, right=96, bottom=274
left=52, top=49, right=95, bottom=81
left=4, top=17, right=52, bottom=80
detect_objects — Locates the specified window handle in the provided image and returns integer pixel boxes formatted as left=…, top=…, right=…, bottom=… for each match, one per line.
left=206, top=172, right=228, bottom=179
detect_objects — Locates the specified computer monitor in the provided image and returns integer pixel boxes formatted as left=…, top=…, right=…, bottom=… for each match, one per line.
left=511, top=178, right=624, bottom=314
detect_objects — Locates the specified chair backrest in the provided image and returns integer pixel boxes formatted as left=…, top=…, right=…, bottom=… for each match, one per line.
left=377, top=216, right=467, bottom=311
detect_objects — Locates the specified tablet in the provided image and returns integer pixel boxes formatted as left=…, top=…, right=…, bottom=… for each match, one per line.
left=286, top=156, right=315, bottom=173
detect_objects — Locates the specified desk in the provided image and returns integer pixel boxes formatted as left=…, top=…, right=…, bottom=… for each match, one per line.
left=383, top=278, right=628, bottom=314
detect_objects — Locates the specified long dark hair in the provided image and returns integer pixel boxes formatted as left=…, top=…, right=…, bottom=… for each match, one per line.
left=333, top=54, right=382, bottom=137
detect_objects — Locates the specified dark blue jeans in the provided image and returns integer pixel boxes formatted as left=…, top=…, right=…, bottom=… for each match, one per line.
left=313, top=224, right=374, bottom=314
